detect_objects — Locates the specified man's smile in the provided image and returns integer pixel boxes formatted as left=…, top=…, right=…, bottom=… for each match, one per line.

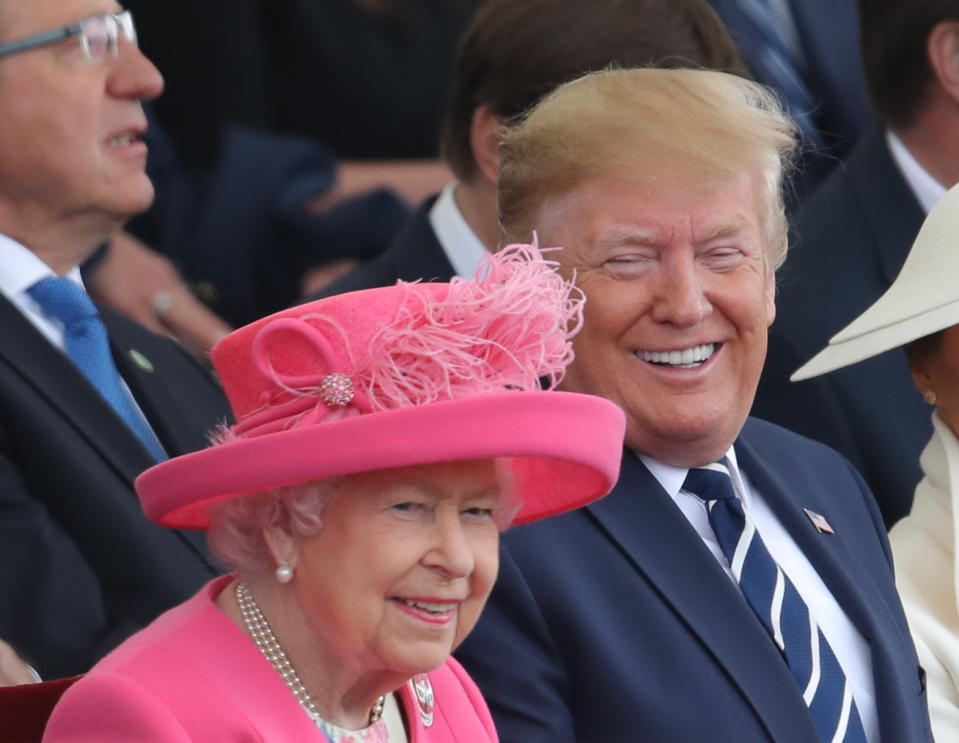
left=635, top=343, right=717, bottom=368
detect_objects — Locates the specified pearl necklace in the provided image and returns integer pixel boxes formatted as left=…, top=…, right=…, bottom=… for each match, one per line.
left=236, top=582, right=386, bottom=728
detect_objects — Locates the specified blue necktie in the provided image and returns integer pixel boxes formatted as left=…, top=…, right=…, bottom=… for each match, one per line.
left=684, top=459, right=866, bottom=742
left=28, top=276, right=167, bottom=462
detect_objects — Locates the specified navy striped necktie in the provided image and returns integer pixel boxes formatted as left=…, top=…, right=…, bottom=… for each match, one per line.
left=28, top=276, right=167, bottom=462
left=684, top=458, right=866, bottom=742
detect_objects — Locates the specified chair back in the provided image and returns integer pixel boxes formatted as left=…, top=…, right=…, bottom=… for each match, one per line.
left=0, top=675, right=82, bottom=743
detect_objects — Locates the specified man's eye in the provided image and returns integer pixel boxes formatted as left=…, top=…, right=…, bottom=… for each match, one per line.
left=700, top=248, right=744, bottom=269
left=603, top=255, right=654, bottom=275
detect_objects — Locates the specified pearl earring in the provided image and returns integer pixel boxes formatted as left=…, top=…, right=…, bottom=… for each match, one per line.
left=276, top=560, right=294, bottom=583
left=924, top=390, right=937, bottom=405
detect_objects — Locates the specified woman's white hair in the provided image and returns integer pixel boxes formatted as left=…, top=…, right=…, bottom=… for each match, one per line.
left=206, top=478, right=342, bottom=574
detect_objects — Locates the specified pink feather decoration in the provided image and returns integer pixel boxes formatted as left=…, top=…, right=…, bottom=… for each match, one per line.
left=360, top=238, right=583, bottom=411
left=209, top=237, right=583, bottom=448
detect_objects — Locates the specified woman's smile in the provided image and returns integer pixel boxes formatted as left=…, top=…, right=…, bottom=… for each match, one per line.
left=391, top=597, right=462, bottom=626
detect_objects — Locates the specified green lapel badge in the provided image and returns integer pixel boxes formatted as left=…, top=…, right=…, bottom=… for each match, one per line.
left=128, top=349, right=154, bottom=373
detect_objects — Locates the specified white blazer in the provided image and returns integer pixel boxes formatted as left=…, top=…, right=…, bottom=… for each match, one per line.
left=891, top=411, right=959, bottom=741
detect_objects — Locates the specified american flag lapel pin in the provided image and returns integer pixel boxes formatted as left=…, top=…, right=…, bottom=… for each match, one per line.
left=803, top=508, right=835, bottom=534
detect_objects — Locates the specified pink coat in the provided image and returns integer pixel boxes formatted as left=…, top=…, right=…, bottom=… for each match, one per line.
left=43, top=576, right=498, bottom=742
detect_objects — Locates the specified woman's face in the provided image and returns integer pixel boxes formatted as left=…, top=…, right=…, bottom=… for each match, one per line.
left=911, top=325, right=959, bottom=435
left=290, top=459, right=502, bottom=679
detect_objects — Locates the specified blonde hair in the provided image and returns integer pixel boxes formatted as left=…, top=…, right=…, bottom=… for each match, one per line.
left=497, top=67, right=798, bottom=270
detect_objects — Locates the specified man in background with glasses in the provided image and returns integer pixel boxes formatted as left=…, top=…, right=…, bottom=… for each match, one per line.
left=0, top=2, right=230, bottom=683
left=0, top=10, right=136, bottom=62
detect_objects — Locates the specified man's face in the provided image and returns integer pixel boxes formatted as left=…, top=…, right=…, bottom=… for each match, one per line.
left=0, top=1, right=163, bottom=243
left=539, top=172, right=776, bottom=467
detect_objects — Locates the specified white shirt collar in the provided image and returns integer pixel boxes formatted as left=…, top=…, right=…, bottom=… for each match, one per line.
left=427, top=181, right=489, bottom=279
left=639, top=446, right=746, bottom=503
left=0, top=232, right=82, bottom=294
left=886, top=129, right=947, bottom=214
left=0, top=232, right=84, bottom=347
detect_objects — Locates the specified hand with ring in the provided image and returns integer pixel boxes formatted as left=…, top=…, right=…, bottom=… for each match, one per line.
left=85, top=232, right=231, bottom=361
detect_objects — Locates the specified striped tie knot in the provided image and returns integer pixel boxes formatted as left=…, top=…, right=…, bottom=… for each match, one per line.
left=683, top=458, right=752, bottom=576
left=683, top=458, right=737, bottom=505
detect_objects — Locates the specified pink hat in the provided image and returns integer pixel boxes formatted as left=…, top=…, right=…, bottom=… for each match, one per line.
left=136, top=242, right=625, bottom=529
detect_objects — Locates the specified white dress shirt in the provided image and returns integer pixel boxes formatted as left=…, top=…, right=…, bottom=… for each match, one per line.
left=640, top=448, right=880, bottom=743
left=427, top=181, right=488, bottom=279
left=887, top=130, right=947, bottom=215
left=0, top=232, right=85, bottom=348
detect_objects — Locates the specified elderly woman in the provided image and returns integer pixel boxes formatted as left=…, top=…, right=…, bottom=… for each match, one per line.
left=793, top=182, right=959, bottom=741
left=42, top=243, right=625, bottom=742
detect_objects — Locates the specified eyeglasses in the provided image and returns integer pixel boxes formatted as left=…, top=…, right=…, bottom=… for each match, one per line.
left=0, top=11, right=137, bottom=63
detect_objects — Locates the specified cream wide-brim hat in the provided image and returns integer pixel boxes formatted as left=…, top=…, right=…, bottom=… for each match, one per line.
left=792, top=182, right=959, bottom=381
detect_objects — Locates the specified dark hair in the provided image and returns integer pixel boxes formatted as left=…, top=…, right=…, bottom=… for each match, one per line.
left=438, top=0, right=746, bottom=182
left=903, top=330, right=944, bottom=368
left=859, top=0, right=959, bottom=128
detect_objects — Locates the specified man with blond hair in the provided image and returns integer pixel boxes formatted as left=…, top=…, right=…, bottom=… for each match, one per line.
left=456, top=68, right=932, bottom=742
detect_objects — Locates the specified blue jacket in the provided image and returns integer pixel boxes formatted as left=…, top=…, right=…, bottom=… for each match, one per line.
left=457, top=418, right=932, bottom=742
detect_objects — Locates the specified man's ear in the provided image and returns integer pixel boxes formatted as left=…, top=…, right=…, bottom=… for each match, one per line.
left=927, top=21, right=959, bottom=105
left=469, top=105, right=505, bottom=185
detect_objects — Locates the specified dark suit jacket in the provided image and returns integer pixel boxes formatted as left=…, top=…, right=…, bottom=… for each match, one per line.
left=753, top=126, right=928, bottom=529
left=312, top=195, right=456, bottom=298
left=709, top=0, right=874, bottom=203
left=0, top=296, right=231, bottom=678
left=787, top=0, right=873, bottom=150
left=456, top=419, right=931, bottom=742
